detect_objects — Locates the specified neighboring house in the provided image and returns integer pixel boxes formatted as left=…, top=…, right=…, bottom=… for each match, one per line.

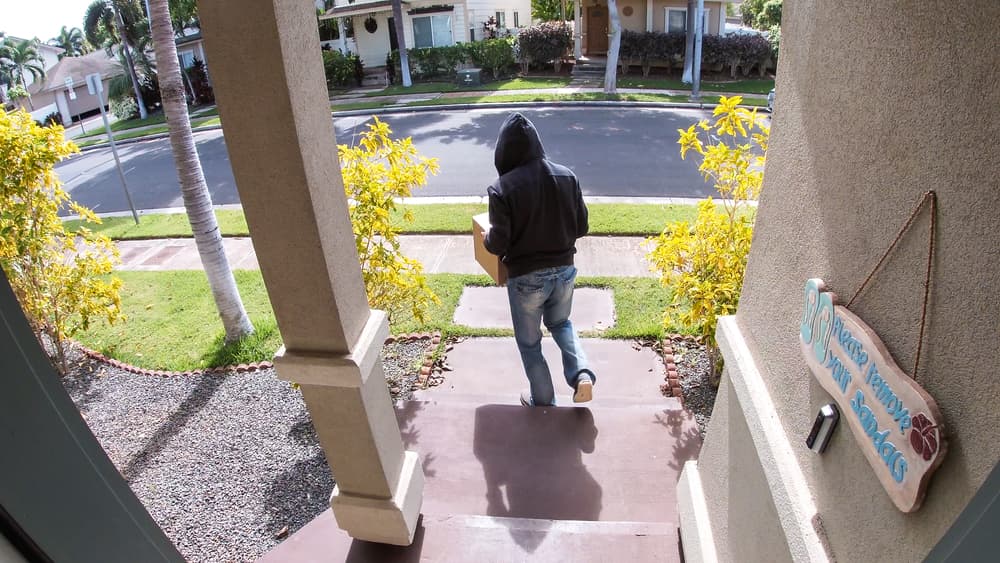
left=20, top=50, right=122, bottom=124
left=1, top=37, right=63, bottom=106
left=320, top=0, right=532, bottom=68
left=176, top=30, right=209, bottom=71
left=579, top=0, right=730, bottom=55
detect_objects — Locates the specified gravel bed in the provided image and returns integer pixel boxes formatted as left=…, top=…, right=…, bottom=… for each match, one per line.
left=671, top=342, right=718, bottom=436
left=60, top=340, right=430, bottom=562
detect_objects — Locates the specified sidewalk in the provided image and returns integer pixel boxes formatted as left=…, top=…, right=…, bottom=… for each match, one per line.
left=113, top=234, right=656, bottom=277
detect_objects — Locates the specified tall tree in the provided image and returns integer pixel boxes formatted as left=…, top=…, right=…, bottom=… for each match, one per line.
left=85, top=0, right=149, bottom=119
left=147, top=0, right=254, bottom=342
left=603, top=0, right=621, bottom=93
left=49, top=26, right=89, bottom=58
left=1, top=38, right=46, bottom=109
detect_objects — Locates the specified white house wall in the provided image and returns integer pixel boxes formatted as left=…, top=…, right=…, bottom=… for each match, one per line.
left=339, top=0, right=529, bottom=67
left=465, top=0, right=531, bottom=39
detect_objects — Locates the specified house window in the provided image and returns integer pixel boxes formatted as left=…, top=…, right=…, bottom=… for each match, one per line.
left=179, top=50, right=195, bottom=69
left=413, top=14, right=454, bottom=48
left=495, top=11, right=506, bottom=28
left=513, top=11, right=520, bottom=28
left=666, top=8, right=710, bottom=34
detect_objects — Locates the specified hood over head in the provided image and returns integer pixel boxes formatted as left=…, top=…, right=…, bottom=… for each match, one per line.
left=494, top=113, right=546, bottom=175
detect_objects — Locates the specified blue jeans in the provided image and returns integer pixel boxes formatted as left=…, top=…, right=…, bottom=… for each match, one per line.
left=507, top=265, right=595, bottom=406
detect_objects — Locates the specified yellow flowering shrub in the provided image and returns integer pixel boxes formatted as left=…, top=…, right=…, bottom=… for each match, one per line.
left=647, top=96, right=768, bottom=356
left=0, top=109, right=122, bottom=372
left=339, top=117, right=440, bottom=323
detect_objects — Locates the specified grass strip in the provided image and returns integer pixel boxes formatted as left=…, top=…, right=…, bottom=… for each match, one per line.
left=617, top=76, right=774, bottom=95
left=75, top=108, right=220, bottom=140
left=74, top=271, right=678, bottom=371
left=65, top=204, right=697, bottom=239
left=64, top=209, right=249, bottom=239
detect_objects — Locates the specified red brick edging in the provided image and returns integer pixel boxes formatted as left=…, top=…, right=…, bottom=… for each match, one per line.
left=659, top=334, right=701, bottom=407
left=77, top=331, right=443, bottom=378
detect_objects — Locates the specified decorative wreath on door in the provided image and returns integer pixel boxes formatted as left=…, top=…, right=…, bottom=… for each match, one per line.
left=364, top=17, right=378, bottom=33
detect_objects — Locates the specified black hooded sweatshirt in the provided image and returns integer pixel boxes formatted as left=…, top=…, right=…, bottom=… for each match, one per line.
left=483, top=113, right=589, bottom=279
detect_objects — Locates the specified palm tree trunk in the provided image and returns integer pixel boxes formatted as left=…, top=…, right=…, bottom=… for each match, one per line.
left=604, top=0, right=621, bottom=94
left=114, top=10, right=149, bottom=120
left=19, top=68, right=35, bottom=110
left=148, top=0, right=254, bottom=343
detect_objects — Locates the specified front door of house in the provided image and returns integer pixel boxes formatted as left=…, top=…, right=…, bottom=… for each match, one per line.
left=587, top=6, right=608, bottom=54
left=388, top=17, right=399, bottom=52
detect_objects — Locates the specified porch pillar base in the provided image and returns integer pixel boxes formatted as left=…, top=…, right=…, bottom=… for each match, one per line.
left=677, top=460, right=719, bottom=563
left=331, top=450, right=425, bottom=546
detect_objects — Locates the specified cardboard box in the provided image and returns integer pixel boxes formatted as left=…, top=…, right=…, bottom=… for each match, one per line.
left=472, top=213, right=508, bottom=285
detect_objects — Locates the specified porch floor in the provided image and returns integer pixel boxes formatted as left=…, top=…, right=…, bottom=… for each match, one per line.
left=259, top=338, right=700, bottom=562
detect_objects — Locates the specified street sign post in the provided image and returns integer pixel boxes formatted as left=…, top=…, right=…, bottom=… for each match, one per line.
left=86, top=72, right=139, bottom=225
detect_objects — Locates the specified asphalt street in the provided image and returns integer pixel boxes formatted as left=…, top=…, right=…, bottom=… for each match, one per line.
left=56, top=107, right=717, bottom=214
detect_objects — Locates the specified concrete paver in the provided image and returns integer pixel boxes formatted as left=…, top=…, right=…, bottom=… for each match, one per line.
left=414, top=338, right=668, bottom=405
left=115, top=235, right=656, bottom=277
left=452, top=287, right=615, bottom=331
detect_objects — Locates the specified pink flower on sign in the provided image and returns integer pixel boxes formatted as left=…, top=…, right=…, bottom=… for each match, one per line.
left=910, top=413, right=939, bottom=461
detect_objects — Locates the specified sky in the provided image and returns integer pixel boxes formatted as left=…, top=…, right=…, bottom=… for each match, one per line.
left=4, top=0, right=97, bottom=42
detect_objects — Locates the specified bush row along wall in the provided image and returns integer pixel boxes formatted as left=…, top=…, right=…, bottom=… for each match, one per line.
left=619, top=30, right=776, bottom=78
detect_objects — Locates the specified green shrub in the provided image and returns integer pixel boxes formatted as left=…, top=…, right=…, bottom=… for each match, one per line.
left=620, top=30, right=685, bottom=76
left=188, top=58, right=215, bottom=104
left=110, top=96, right=138, bottom=120
left=718, top=34, right=772, bottom=77
left=515, top=22, right=571, bottom=70
left=42, top=111, right=63, bottom=127
left=408, top=44, right=467, bottom=79
left=323, top=50, right=363, bottom=88
left=466, top=38, right=516, bottom=79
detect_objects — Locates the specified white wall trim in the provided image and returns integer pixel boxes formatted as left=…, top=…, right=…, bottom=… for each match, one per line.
left=716, top=315, right=831, bottom=563
left=678, top=460, right=720, bottom=563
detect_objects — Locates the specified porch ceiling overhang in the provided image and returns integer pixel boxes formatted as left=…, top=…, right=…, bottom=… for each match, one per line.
left=320, top=1, right=410, bottom=19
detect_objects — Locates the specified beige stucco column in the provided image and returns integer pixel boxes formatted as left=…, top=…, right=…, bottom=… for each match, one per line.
left=198, top=0, right=423, bottom=546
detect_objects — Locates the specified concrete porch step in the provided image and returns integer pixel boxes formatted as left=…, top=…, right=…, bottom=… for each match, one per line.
left=262, top=511, right=680, bottom=562
left=260, top=399, right=698, bottom=561
left=394, top=400, right=701, bottom=522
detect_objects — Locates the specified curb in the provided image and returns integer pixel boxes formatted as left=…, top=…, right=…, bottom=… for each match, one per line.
left=76, top=331, right=442, bottom=378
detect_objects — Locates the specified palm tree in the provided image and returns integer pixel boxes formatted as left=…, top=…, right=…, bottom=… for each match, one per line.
left=2, top=38, right=46, bottom=109
left=147, top=0, right=254, bottom=343
left=85, top=0, right=149, bottom=119
left=49, top=26, right=88, bottom=58
left=603, top=0, right=621, bottom=93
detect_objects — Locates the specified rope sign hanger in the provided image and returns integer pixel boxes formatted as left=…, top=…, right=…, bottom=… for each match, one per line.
left=846, top=190, right=937, bottom=380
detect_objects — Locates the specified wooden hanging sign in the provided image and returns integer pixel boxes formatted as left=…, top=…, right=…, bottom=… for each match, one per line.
left=800, top=279, right=946, bottom=512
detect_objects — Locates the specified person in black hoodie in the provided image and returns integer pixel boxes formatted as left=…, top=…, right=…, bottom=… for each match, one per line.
left=484, top=113, right=597, bottom=407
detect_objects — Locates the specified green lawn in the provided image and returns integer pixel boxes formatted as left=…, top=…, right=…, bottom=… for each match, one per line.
left=65, top=203, right=697, bottom=239
left=74, top=116, right=222, bottom=148
left=75, top=107, right=220, bottom=140
left=366, top=77, right=572, bottom=97
left=618, top=76, right=775, bottom=95
left=75, top=271, right=675, bottom=371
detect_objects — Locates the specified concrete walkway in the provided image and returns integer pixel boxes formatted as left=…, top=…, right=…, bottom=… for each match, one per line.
left=114, top=234, right=657, bottom=277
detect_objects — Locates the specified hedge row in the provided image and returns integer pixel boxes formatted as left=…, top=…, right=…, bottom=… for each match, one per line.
left=389, top=38, right=517, bottom=83
left=619, top=30, right=774, bottom=78
left=389, top=22, right=571, bottom=83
